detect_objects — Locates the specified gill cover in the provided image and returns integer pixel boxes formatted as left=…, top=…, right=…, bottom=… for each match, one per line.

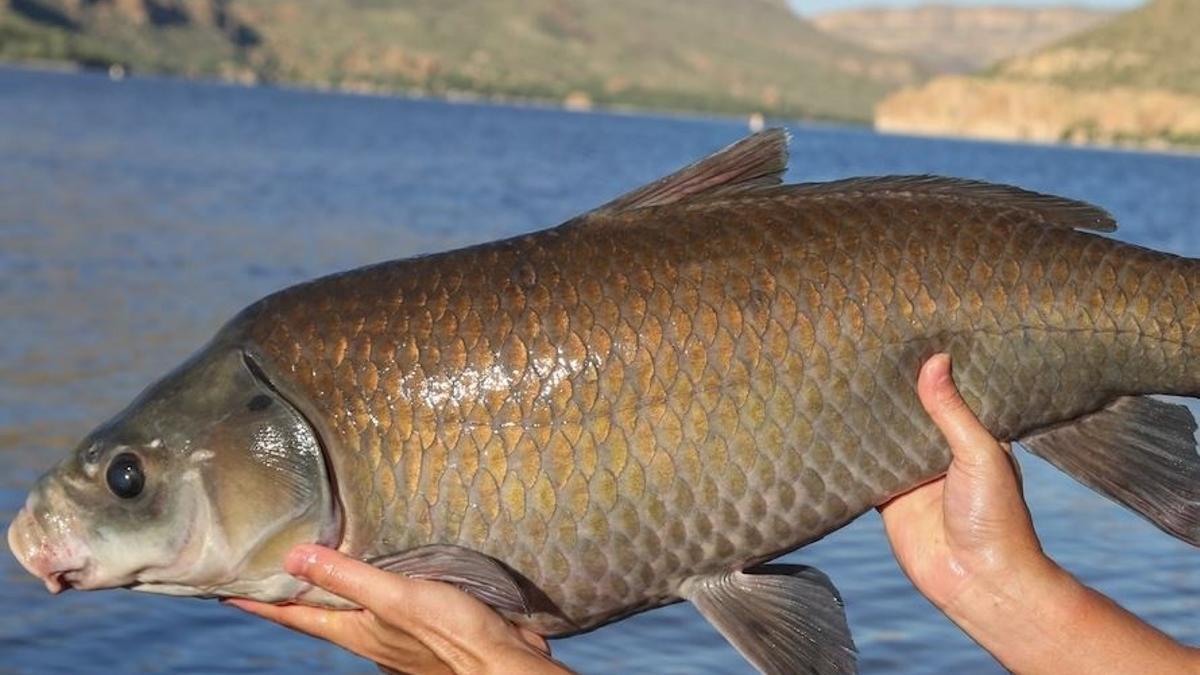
left=8, top=344, right=337, bottom=600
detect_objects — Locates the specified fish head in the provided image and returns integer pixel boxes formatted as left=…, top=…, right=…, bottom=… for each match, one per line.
left=7, top=346, right=338, bottom=601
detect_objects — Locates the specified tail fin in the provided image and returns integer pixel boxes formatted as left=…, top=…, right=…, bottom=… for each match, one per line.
left=1021, top=395, right=1200, bottom=546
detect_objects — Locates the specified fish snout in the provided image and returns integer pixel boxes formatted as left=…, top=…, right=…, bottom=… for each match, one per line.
left=7, top=506, right=88, bottom=594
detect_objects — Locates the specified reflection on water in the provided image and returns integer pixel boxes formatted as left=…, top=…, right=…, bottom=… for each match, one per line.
left=1, top=66, right=1199, bottom=673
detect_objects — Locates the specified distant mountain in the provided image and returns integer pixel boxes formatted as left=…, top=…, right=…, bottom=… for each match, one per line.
left=876, top=0, right=1200, bottom=150
left=994, top=0, right=1199, bottom=94
left=811, top=5, right=1112, bottom=74
left=0, top=0, right=926, bottom=122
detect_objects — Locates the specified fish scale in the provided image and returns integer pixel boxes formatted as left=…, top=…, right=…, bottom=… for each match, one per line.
left=232, top=177, right=1200, bottom=636
left=12, top=130, right=1200, bottom=675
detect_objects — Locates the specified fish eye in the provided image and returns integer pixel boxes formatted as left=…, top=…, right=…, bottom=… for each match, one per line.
left=106, top=453, right=145, bottom=499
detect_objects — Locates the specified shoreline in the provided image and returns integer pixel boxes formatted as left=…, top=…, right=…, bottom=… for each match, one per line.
left=876, top=75, right=1200, bottom=157
left=874, top=125, right=1200, bottom=159
left=0, top=59, right=854, bottom=132
left=4, top=59, right=1197, bottom=160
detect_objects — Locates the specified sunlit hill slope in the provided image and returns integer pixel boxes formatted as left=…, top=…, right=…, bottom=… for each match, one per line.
left=876, top=0, right=1200, bottom=149
left=0, top=0, right=925, bottom=122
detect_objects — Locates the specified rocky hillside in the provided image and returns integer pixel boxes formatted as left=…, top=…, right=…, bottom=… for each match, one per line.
left=0, top=0, right=925, bottom=122
left=812, top=5, right=1112, bottom=74
left=994, top=0, right=1198, bottom=94
left=877, top=0, right=1200, bottom=150
left=0, top=0, right=267, bottom=79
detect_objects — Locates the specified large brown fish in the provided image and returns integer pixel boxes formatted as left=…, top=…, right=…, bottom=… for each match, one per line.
left=8, top=130, right=1200, bottom=674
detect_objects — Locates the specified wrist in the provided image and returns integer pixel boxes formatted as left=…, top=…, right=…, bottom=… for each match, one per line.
left=941, top=551, right=1076, bottom=670
left=947, top=557, right=1200, bottom=674
left=943, top=547, right=1062, bottom=616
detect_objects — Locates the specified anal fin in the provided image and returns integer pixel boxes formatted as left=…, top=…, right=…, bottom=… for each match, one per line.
left=679, top=564, right=856, bottom=675
left=1021, top=395, right=1200, bottom=546
left=368, top=545, right=529, bottom=615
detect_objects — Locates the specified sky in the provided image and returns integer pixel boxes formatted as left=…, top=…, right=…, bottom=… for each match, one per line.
left=791, top=0, right=1144, bottom=15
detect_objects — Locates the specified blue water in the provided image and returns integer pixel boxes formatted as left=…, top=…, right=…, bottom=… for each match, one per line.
left=1, top=66, right=1198, bottom=674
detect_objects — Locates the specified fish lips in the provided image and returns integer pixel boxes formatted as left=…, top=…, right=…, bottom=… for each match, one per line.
left=7, top=505, right=91, bottom=594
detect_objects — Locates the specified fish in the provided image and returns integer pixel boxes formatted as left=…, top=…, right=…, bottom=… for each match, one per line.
left=8, top=129, right=1200, bottom=675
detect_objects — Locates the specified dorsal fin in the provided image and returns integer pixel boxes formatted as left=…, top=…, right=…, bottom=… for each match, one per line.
left=590, top=128, right=789, bottom=216
left=783, top=175, right=1117, bottom=233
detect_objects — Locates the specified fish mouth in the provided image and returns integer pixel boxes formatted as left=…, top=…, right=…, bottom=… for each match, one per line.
left=6, top=506, right=89, bottom=594
left=45, top=567, right=92, bottom=594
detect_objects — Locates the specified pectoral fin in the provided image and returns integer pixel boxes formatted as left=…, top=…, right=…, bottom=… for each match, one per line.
left=1021, top=395, right=1200, bottom=546
left=368, top=545, right=529, bottom=614
left=679, top=565, right=856, bottom=675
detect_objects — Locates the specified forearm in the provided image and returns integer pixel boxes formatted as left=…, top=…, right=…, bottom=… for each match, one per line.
left=944, top=558, right=1200, bottom=674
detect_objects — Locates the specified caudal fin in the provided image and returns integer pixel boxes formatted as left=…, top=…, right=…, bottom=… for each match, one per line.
left=1020, top=395, right=1200, bottom=546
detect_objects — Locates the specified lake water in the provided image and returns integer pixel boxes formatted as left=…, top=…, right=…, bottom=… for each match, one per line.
left=1, top=66, right=1198, bottom=674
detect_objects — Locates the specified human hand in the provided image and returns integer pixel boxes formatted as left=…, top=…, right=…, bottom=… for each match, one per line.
left=880, top=354, right=1200, bottom=674
left=226, top=545, right=574, bottom=675
left=877, top=353, right=1051, bottom=613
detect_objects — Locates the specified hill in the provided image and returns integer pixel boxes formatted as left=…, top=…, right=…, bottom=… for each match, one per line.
left=0, top=0, right=924, bottom=122
left=876, top=0, right=1200, bottom=149
left=995, top=0, right=1199, bottom=94
left=811, top=5, right=1112, bottom=74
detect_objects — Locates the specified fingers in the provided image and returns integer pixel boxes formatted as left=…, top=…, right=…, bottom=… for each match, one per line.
left=225, top=598, right=362, bottom=643
left=875, top=474, right=945, bottom=544
left=285, top=544, right=400, bottom=609
left=918, top=354, right=1006, bottom=467
left=515, top=626, right=554, bottom=657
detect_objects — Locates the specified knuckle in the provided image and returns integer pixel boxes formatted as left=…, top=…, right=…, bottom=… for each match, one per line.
left=318, top=563, right=362, bottom=596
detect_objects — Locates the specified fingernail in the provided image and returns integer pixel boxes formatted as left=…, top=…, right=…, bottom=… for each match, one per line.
left=285, top=545, right=320, bottom=578
left=928, top=355, right=957, bottom=400
left=934, top=368, right=954, bottom=392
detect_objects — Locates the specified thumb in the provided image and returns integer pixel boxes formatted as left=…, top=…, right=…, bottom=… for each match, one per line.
left=917, top=354, right=1005, bottom=469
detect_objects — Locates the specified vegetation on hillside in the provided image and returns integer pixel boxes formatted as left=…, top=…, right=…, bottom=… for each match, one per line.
left=876, top=0, right=1200, bottom=151
left=812, top=5, right=1111, bottom=75
left=0, top=0, right=924, bottom=122
left=993, top=0, right=1199, bottom=95
left=0, top=0, right=268, bottom=77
